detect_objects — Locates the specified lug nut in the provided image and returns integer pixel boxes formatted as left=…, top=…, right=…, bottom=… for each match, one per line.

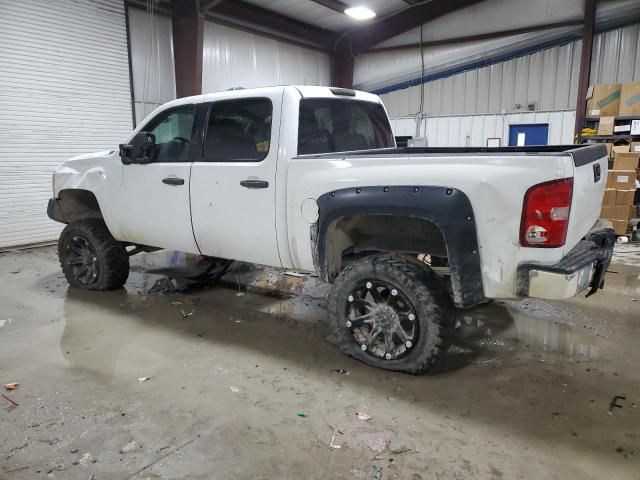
left=406, top=341, right=412, bottom=348
left=361, top=344, right=367, bottom=351
left=391, top=289, right=398, bottom=296
left=385, top=353, right=392, bottom=360
left=366, top=282, right=372, bottom=289
left=348, top=295, right=354, bottom=302
left=408, top=313, right=415, bottom=321
left=346, top=321, right=352, bottom=327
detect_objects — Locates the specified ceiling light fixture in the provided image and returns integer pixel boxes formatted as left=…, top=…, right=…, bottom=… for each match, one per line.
left=344, top=6, right=376, bottom=20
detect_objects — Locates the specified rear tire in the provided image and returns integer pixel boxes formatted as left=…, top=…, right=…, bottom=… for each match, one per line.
left=328, top=254, right=453, bottom=374
left=58, top=219, right=129, bottom=290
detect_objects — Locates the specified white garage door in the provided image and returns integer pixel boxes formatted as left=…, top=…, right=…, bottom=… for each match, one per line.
left=0, top=0, right=133, bottom=248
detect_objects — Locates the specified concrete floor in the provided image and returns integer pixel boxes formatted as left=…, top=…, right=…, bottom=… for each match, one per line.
left=1, top=245, right=639, bottom=480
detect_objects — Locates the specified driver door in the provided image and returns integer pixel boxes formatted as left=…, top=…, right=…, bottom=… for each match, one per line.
left=116, top=104, right=200, bottom=253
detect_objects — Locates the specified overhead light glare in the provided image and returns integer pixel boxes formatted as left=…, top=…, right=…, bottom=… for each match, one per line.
left=344, top=6, right=376, bottom=20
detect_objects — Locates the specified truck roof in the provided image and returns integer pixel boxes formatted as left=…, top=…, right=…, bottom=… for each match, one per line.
left=161, top=85, right=382, bottom=109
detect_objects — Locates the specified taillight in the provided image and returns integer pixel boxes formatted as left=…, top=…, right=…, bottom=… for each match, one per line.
left=520, top=178, right=573, bottom=248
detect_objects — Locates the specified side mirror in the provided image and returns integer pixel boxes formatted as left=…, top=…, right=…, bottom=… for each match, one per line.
left=119, top=132, right=156, bottom=164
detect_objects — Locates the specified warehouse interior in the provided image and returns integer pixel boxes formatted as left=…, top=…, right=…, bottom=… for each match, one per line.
left=1, top=0, right=640, bottom=478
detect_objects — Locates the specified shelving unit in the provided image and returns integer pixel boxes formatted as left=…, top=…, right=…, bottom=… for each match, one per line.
left=578, top=115, right=640, bottom=144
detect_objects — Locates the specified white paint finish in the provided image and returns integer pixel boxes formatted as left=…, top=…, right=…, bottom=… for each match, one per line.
left=52, top=86, right=603, bottom=302
left=119, top=163, right=199, bottom=253
left=128, top=8, right=176, bottom=124
left=201, top=22, right=330, bottom=94
left=190, top=87, right=286, bottom=267
left=286, top=149, right=598, bottom=299
left=0, top=0, right=132, bottom=248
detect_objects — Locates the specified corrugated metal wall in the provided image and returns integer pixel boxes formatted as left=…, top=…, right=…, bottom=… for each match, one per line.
left=201, top=22, right=331, bottom=93
left=0, top=0, right=133, bottom=249
left=128, top=8, right=176, bottom=125
left=380, top=23, right=640, bottom=118
left=389, top=110, right=576, bottom=147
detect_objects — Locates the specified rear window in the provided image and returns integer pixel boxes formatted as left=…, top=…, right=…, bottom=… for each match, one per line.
left=297, top=99, right=394, bottom=155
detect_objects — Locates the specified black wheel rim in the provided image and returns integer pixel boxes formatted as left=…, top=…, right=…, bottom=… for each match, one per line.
left=65, top=235, right=99, bottom=286
left=344, top=279, right=418, bottom=360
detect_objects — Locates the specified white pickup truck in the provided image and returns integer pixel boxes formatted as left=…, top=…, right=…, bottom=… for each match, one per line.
left=48, top=85, right=615, bottom=373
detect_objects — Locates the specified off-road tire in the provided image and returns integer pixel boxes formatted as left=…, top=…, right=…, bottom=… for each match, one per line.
left=328, top=254, right=454, bottom=374
left=59, top=219, right=129, bottom=290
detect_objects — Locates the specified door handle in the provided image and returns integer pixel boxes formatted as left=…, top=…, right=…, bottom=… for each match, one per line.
left=162, top=177, right=184, bottom=186
left=240, top=179, right=269, bottom=189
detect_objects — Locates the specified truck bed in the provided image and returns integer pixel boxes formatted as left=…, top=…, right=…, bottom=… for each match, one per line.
left=297, top=144, right=607, bottom=167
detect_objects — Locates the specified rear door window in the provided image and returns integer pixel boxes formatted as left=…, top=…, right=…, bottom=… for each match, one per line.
left=298, top=99, right=394, bottom=155
left=202, top=98, right=272, bottom=162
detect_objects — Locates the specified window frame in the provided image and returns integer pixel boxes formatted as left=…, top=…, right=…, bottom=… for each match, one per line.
left=200, top=97, right=274, bottom=164
left=137, top=104, right=197, bottom=163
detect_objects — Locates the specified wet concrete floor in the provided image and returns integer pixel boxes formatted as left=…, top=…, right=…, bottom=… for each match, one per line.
left=0, top=245, right=639, bottom=479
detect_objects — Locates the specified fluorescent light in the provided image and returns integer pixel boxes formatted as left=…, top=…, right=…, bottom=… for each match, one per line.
left=344, top=6, right=376, bottom=20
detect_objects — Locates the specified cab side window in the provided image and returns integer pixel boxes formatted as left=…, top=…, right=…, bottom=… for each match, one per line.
left=202, top=98, right=272, bottom=162
left=142, top=105, right=195, bottom=162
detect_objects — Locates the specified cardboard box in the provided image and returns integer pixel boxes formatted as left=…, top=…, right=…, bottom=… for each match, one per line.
left=615, top=189, right=636, bottom=206
left=631, top=141, right=640, bottom=153
left=606, top=170, right=637, bottom=189
left=612, top=139, right=630, bottom=156
left=605, top=142, right=613, bottom=158
left=612, top=152, right=640, bottom=170
left=601, top=204, right=631, bottom=220
left=602, top=188, right=617, bottom=205
left=598, top=116, right=615, bottom=135
left=586, top=83, right=621, bottom=116
left=619, top=81, right=640, bottom=116
left=610, top=219, right=629, bottom=235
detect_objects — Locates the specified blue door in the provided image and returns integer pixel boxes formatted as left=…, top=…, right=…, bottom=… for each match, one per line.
left=508, top=124, right=549, bottom=146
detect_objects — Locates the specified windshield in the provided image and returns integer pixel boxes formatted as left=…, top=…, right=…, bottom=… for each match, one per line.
left=297, top=98, right=394, bottom=155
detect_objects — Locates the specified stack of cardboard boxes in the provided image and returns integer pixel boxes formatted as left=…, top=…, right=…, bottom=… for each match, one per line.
left=586, top=82, right=640, bottom=235
left=601, top=141, right=639, bottom=234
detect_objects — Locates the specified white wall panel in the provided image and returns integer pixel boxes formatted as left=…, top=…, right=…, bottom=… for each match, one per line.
left=201, top=22, right=330, bottom=93
left=390, top=111, right=576, bottom=148
left=379, top=22, right=640, bottom=118
left=0, top=0, right=133, bottom=249
left=128, top=8, right=176, bottom=124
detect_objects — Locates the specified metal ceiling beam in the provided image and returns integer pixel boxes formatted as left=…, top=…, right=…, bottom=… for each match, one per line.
left=574, top=0, right=596, bottom=137
left=202, top=0, right=337, bottom=52
left=171, top=0, right=204, bottom=97
left=347, top=0, right=489, bottom=55
left=333, top=0, right=487, bottom=88
left=308, top=0, right=348, bottom=14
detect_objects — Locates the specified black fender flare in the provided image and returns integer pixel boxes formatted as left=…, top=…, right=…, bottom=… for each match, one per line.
left=314, top=185, right=485, bottom=308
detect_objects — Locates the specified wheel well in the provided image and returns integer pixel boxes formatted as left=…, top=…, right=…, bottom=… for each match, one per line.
left=322, top=214, right=447, bottom=282
left=57, top=189, right=103, bottom=223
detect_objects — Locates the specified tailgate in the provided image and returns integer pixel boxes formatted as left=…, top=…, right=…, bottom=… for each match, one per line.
left=566, top=144, right=608, bottom=250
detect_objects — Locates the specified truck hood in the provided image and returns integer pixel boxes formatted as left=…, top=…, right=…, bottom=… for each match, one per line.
left=66, top=150, right=115, bottom=163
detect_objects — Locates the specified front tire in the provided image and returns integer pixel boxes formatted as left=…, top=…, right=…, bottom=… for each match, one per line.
left=58, top=219, right=129, bottom=290
left=328, top=254, right=453, bottom=374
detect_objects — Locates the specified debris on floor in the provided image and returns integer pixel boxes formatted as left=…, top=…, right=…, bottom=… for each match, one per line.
left=356, top=412, right=372, bottom=421
left=180, top=309, right=194, bottom=318
left=283, top=271, right=306, bottom=278
left=137, top=377, right=151, bottom=383
left=332, top=368, right=350, bottom=375
left=329, top=434, right=341, bottom=449
left=1, top=393, right=19, bottom=406
left=608, top=395, right=626, bottom=414
left=296, top=412, right=309, bottom=418
left=120, top=440, right=142, bottom=454
left=4, top=382, right=19, bottom=390
left=367, top=436, right=388, bottom=453
left=0, top=318, right=12, bottom=329
left=229, top=386, right=240, bottom=393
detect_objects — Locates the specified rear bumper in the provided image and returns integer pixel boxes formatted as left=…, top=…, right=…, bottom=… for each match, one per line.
left=516, top=228, right=616, bottom=299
